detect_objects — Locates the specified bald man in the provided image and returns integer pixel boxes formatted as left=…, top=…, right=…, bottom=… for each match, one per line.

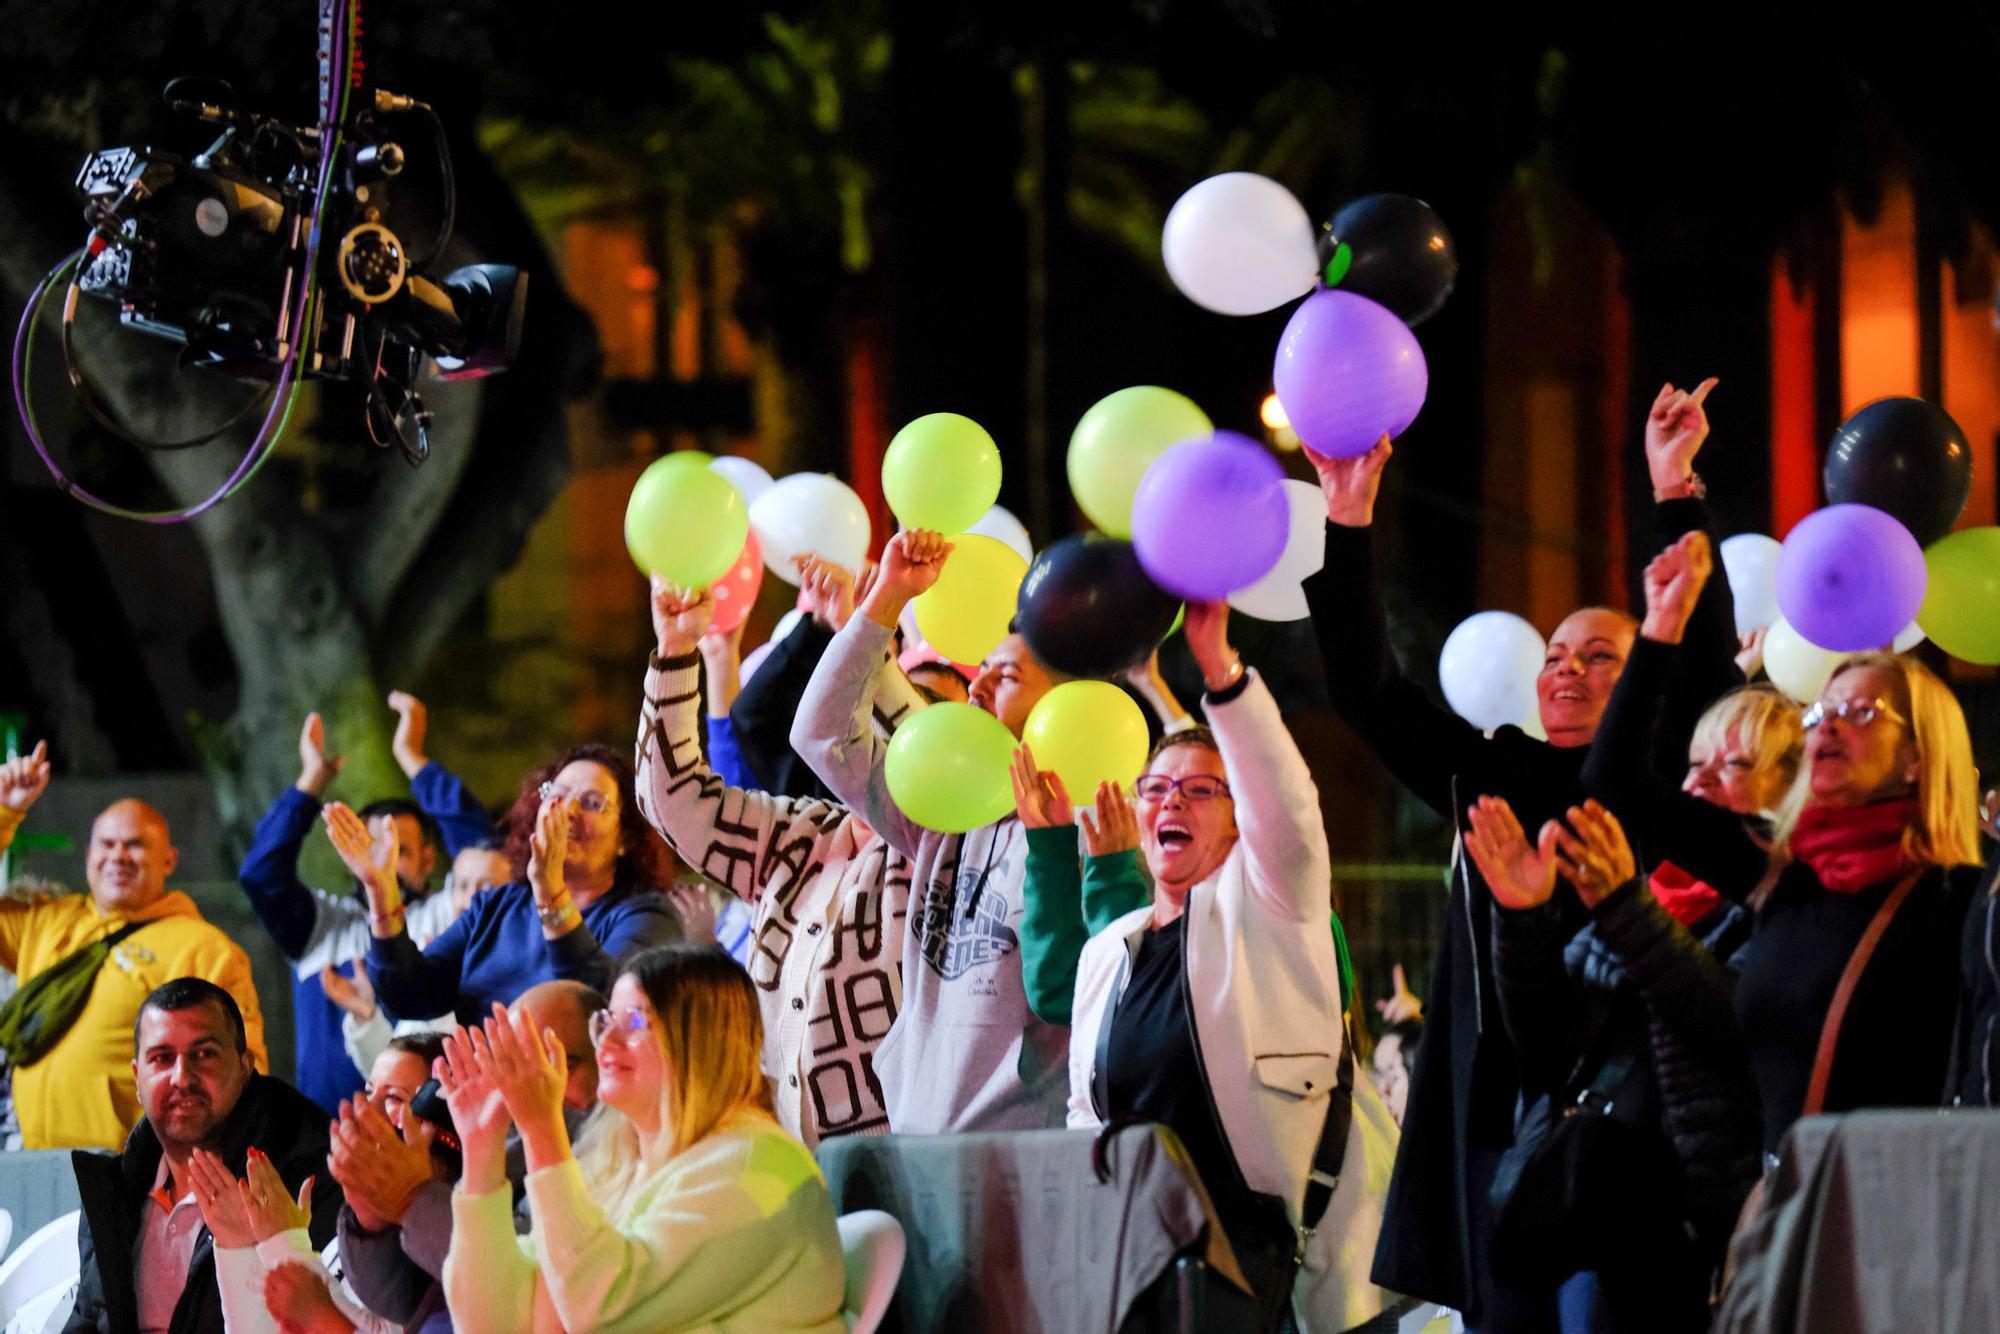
left=513, top=979, right=601, bottom=1112
left=0, top=745, right=266, bottom=1150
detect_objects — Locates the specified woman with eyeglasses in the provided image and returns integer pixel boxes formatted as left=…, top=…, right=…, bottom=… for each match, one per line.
left=1583, top=533, right=1983, bottom=1156
left=1044, top=601, right=1396, bottom=1333
left=435, top=945, right=847, bottom=1333
left=332, top=743, right=685, bottom=1025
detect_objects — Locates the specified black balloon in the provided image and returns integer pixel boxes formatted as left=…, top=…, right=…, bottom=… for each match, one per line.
left=1317, top=193, right=1459, bottom=326
left=1016, top=535, right=1179, bottom=678
left=1823, top=397, right=1971, bottom=547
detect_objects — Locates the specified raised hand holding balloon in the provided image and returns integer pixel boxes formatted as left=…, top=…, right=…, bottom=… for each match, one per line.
left=1316, top=193, right=1459, bottom=326
left=1274, top=289, right=1429, bottom=459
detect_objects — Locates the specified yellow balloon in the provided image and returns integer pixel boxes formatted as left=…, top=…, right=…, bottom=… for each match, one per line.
left=1022, top=681, right=1151, bottom=802
left=913, top=534, right=1028, bottom=665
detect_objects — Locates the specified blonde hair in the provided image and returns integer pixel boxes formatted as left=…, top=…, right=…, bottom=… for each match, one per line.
left=1768, top=652, right=1981, bottom=871
left=574, top=947, right=775, bottom=1213
left=1689, top=684, right=1805, bottom=815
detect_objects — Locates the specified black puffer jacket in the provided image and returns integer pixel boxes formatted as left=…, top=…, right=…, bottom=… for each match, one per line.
left=1493, top=877, right=1761, bottom=1251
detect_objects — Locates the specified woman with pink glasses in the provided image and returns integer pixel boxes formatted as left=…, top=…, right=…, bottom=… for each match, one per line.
left=1023, top=601, right=1398, bottom=1333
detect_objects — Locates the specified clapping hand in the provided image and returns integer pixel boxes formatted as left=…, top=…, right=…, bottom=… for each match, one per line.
left=1463, top=795, right=1559, bottom=911
left=319, top=959, right=375, bottom=1022
left=387, top=691, right=429, bottom=779
left=263, top=1261, right=349, bottom=1334
left=187, top=1149, right=257, bottom=1250
left=296, top=716, right=343, bottom=798
left=435, top=1026, right=512, bottom=1196
left=526, top=793, right=570, bottom=903
left=1009, top=746, right=1075, bottom=829
left=1549, top=800, right=1637, bottom=907
left=1078, top=781, right=1139, bottom=857
left=328, top=1093, right=433, bottom=1231
left=322, top=803, right=400, bottom=918
left=241, top=1149, right=314, bottom=1243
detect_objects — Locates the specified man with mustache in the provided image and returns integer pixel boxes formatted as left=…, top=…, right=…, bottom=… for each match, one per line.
left=0, top=744, right=267, bottom=1152
left=66, top=978, right=340, bottom=1334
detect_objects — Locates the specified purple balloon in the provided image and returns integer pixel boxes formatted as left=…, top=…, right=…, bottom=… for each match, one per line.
left=1273, top=288, right=1429, bottom=459
left=1775, top=503, right=1928, bottom=651
left=1131, top=431, right=1290, bottom=601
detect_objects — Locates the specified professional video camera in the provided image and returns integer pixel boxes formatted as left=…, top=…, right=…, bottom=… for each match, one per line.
left=10, top=0, right=526, bottom=521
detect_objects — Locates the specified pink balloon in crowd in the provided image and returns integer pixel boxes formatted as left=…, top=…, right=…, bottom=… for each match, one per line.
left=709, top=531, right=765, bottom=635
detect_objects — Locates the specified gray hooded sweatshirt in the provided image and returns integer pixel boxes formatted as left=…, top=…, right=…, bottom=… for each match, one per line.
left=792, top=615, right=1070, bottom=1133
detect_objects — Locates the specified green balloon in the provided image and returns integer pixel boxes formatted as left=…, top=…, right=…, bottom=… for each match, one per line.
left=884, top=702, right=1018, bottom=833
left=1068, top=387, right=1213, bottom=537
left=625, top=455, right=748, bottom=587
left=1918, top=527, right=2000, bottom=664
left=883, top=413, right=1003, bottom=534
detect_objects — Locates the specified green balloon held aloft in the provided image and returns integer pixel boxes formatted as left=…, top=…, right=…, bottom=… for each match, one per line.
left=883, top=413, right=1003, bottom=534
left=884, top=702, right=1018, bottom=833
left=1068, top=387, right=1213, bottom=538
left=1918, top=527, right=2000, bottom=664
left=625, top=454, right=748, bottom=588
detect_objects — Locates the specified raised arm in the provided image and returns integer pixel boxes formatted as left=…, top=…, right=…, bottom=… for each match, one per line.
left=1299, top=439, right=1496, bottom=817
left=0, top=740, right=51, bottom=866
left=1463, top=795, right=1577, bottom=1094
left=1644, top=378, right=1742, bottom=764
left=236, top=718, right=344, bottom=960
left=638, top=581, right=857, bottom=906
left=1581, top=534, right=1769, bottom=898
left=1187, top=602, right=1330, bottom=924
left=388, top=692, right=496, bottom=859
left=790, top=533, right=950, bottom=857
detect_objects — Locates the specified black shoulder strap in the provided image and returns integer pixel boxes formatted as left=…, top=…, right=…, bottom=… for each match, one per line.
left=1301, top=1015, right=1357, bottom=1230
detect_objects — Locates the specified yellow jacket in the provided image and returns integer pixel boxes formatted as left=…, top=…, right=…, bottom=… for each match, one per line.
left=0, top=890, right=267, bottom=1150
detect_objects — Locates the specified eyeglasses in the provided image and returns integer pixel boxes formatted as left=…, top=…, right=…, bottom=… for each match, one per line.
left=588, top=1006, right=655, bottom=1047
left=540, top=781, right=611, bottom=814
left=1801, top=697, right=1906, bottom=732
left=1133, top=774, right=1232, bottom=803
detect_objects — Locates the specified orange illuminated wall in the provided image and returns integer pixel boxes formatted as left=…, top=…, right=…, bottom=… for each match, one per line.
left=1839, top=181, right=1919, bottom=413
left=1770, top=263, right=1818, bottom=535
left=1942, top=224, right=2000, bottom=531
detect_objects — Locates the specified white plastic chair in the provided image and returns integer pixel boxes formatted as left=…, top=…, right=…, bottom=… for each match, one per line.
left=0, top=1211, right=78, bottom=1326
left=0, top=1212, right=13, bottom=1269
left=835, top=1209, right=905, bottom=1334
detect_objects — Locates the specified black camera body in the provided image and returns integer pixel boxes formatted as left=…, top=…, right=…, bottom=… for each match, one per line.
left=68, top=84, right=525, bottom=457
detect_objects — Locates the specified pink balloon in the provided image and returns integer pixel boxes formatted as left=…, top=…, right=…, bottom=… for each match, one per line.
left=709, top=531, right=765, bottom=635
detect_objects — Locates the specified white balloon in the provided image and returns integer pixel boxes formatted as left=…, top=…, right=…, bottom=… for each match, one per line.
left=1719, top=533, right=1783, bottom=636
left=1161, top=173, right=1319, bottom=317
left=749, top=474, right=871, bottom=584
left=1763, top=617, right=1844, bottom=703
left=709, top=455, right=774, bottom=508
left=1438, top=611, right=1546, bottom=733
left=967, top=505, right=1033, bottom=563
left=1893, top=621, right=1926, bottom=652
left=1228, top=480, right=1328, bottom=621
left=740, top=640, right=777, bottom=686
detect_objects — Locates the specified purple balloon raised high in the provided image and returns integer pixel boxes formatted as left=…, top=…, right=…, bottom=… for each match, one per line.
left=1131, top=430, right=1289, bottom=601
left=1774, top=503, right=1928, bottom=652
left=1273, top=288, right=1429, bottom=459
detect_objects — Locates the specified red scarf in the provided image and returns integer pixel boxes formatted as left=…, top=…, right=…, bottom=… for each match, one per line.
left=1790, top=797, right=1919, bottom=894
left=1648, top=861, right=1726, bottom=927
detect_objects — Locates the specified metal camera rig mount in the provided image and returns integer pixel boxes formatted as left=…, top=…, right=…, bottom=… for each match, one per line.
left=9, top=0, right=527, bottom=523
